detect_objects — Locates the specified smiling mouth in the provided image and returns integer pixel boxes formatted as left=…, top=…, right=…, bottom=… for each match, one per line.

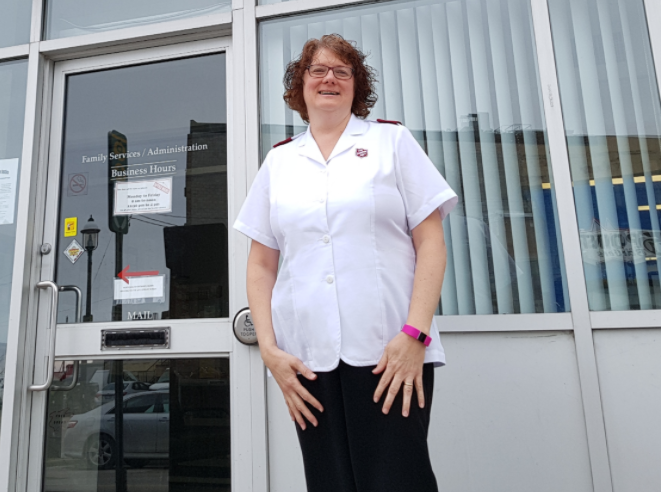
left=319, top=91, right=340, bottom=95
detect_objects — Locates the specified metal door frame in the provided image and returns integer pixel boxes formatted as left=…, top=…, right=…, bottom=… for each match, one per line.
left=14, top=37, right=264, bottom=492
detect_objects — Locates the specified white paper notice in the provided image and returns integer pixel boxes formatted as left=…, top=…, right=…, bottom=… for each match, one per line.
left=114, top=177, right=172, bottom=215
left=0, top=158, right=19, bottom=225
left=114, top=275, right=165, bottom=303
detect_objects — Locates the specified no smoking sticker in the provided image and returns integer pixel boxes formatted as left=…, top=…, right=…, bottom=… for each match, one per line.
left=68, top=172, right=88, bottom=196
left=63, top=239, right=84, bottom=264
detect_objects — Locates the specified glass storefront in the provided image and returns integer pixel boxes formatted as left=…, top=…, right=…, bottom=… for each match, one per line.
left=42, top=358, right=231, bottom=492
left=0, top=59, right=29, bottom=426
left=0, top=0, right=31, bottom=48
left=55, top=55, right=229, bottom=324
left=0, top=0, right=660, bottom=489
left=549, top=0, right=661, bottom=311
left=260, top=0, right=569, bottom=315
left=44, top=0, right=232, bottom=40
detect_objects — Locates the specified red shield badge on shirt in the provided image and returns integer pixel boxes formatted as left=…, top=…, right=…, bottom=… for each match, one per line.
left=356, top=148, right=368, bottom=158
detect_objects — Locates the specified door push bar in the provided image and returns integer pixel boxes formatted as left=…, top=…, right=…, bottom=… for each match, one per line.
left=28, top=282, right=82, bottom=392
left=51, top=286, right=81, bottom=392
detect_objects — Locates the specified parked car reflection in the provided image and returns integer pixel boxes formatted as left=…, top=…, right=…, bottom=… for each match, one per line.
left=63, top=390, right=231, bottom=470
left=64, top=391, right=169, bottom=469
left=94, top=381, right=152, bottom=405
left=149, top=368, right=169, bottom=391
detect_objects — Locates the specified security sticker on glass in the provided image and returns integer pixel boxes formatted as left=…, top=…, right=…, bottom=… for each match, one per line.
left=63, top=239, right=84, bottom=264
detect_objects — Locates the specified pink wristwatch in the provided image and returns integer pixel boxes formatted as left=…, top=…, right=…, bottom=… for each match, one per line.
left=401, top=324, right=432, bottom=347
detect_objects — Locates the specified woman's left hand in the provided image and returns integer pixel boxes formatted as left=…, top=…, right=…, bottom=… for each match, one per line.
left=373, top=332, right=426, bottom=417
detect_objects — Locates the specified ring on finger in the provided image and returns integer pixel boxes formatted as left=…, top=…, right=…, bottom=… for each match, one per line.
left=403, top=382, right=413, bottom=387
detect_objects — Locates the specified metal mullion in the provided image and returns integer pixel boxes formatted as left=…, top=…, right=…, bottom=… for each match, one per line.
left=256, top=0, right=378, bottom=19
left=435, top=313, right=573, bottom=333
left=246, top=4, right=261, bottom=190
left=0, top=47, right=49, bottom=492
left=242, top=2, right=270, bottom=490
left=591, top=310, right=661, bottom=329
left=0, top=45, right=29, bottom=63
left=530, top=1, right=613, bottom=491
left=30, top=0, right=44, bottom=43
left=224, top=16, right=255, bottom=492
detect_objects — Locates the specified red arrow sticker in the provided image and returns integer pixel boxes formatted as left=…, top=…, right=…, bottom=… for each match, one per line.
left=118, top=265, right=159, bottom=284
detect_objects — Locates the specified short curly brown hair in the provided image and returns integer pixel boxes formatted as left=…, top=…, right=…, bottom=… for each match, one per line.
left=283, top=34, right=378, bottom=123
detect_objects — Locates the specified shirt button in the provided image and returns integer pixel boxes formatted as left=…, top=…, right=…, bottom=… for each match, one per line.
left=318, top=197, right=325, bottom=203
left=326, top=275, right=334, bottom=284
left=322, top=235, right=330, bottom=244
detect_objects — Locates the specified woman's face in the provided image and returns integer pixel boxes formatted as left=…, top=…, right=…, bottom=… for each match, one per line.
left=303, top=48, right=355, bottom=120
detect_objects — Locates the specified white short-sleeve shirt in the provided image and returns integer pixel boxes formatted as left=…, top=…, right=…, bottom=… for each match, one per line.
left=234, top=114, right=458, bottom=372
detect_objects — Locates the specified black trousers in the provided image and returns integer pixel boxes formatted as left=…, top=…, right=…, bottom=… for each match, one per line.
left=296, top=361, right=438, bottom=492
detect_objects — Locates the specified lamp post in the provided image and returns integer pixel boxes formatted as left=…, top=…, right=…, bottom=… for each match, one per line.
left=81, top=215, right=100, bottom=322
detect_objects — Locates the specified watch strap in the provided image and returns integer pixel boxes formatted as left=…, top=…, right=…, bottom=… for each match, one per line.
left=401, top=324, right=432, bottom=347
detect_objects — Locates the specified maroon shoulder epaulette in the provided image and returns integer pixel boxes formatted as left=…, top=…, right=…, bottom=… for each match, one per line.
left=273, top=137, right=293, bottom=148
left=377, top=119, right=402, bottom=125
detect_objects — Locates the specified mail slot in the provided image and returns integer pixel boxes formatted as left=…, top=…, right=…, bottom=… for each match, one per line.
left=101, top=328, right=170, bottom=350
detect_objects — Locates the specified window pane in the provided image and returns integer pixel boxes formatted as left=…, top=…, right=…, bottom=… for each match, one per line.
left=44, top=359, right=231, bottom=491
left=0, top=0, right=31, bottom=48
left=55, top=55, right=229, bottom=323
left=44, top=0, right=231, bottom=40
left=260, top=0, right=569, bottom=314
left=0, top=59, right=28, bottom=427
left=549, top=0, right=661, bottom=311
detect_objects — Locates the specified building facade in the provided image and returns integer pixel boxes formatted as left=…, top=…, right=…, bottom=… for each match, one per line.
left=0, top=0, right=660, bottom=490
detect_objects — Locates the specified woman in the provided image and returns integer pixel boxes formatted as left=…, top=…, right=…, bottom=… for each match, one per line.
left=234, top=34, right=457, bottom=492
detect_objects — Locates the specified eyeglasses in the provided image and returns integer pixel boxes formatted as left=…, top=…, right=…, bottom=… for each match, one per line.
left=307, top=64, right=354, bottom=80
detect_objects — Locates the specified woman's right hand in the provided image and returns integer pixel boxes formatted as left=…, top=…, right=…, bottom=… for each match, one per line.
left=262, top=347, right=324, bottom=430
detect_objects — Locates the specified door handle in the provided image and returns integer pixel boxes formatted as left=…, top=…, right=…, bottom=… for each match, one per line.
left=28, top=281, right=59, bottom=392
left=51, top=286, right=82, bottom=392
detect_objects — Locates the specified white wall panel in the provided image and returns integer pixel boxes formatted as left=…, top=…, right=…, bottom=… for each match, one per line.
left=267, top=331, right=593, bottom=491
left=429, top=332, right=593, bottom=492
left=267, top=375, right=307, bottom=492
left=594, top=329, right=661, bottom=492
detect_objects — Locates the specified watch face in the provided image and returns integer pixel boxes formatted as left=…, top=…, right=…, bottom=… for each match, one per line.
left=419, top=333, right=428, bottom=343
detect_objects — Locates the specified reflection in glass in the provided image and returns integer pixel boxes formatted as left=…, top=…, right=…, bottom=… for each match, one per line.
left=43, top=358, right=231, bottom=492
left=56, top=55, right=229, bottom=323
left=0, top=59, right=29, bottom=426
left=0, top=0, right=31, bottom=48
left=44, top=0, right=231, bottom=40
left=549, top=0, right=661, bottom=311
left=260, top=0, right=569, bottom=314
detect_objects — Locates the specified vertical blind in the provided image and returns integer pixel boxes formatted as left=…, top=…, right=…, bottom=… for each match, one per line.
left=549, top=0, right=661, bottom=311
left=260, top=0, right=569, bottom=315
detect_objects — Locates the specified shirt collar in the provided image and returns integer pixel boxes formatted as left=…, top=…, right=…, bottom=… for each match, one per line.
left=298, top=113, right=369, bottom=164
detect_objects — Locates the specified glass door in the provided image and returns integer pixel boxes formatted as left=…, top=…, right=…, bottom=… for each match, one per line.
left=23, top=38, right=262, bottom=492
